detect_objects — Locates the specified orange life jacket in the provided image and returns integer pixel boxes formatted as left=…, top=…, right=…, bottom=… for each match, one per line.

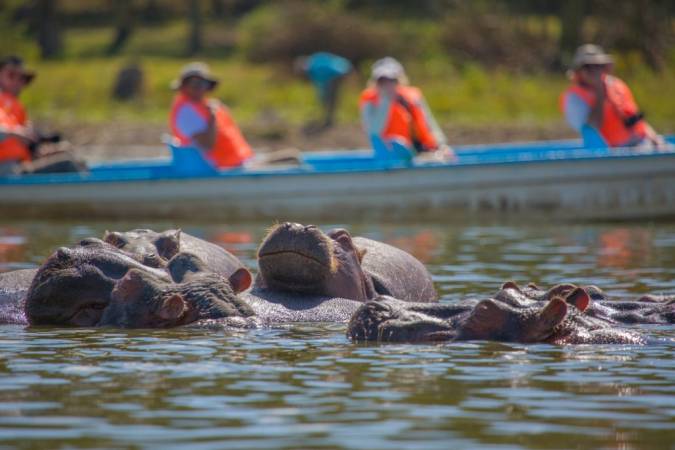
left=169, top=93, right=253, bottom=168
left=560, top=75, right=649, bottom=147
left=359, top=85, right=438, bottom=151
left=0, top=91, right=31, bottom=164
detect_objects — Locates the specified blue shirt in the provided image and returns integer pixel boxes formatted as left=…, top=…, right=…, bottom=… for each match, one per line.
left=175, top=103, right=207, bottom=144
left=305, top=52, right=352, bottom=93
left=563, top=92, right=591, bottom=133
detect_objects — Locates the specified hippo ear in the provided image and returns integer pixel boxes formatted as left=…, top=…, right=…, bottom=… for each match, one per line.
left=155, top=230, right=181, bottom=260
left=103, top=231, right=127, bottom=248
left=158, top=294, right=186, bottom=321
left=501, top=281, right=521, bottom=292
left=526, top=282, right=540, bottom=290
left=228, top=268, right=252, bottom=294
left=547, top=283, right=577, bottom=300
left=564, top=287, right=590, bottom=312
left=539, top=297, right=568, bottom=329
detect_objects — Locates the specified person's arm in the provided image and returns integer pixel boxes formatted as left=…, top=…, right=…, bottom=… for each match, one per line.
left=190, top=108, right=216, bottom=150
left=586, top=74, right=606, bottom=129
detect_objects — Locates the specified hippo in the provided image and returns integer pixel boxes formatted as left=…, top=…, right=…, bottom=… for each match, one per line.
left=347, top=288, right=647, bottom=345
left=499, top=281, right=675, bottom=325
left=23, top=242, right=251, bottom=327
left=254, top=222, right=437, bottom=303
left=101, top=228, right=245, bottom=276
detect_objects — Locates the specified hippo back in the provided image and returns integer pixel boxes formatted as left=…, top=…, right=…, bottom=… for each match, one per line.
left=179, top=233, right=245, bottom=278
left=354, top=237, right=437, bottom=303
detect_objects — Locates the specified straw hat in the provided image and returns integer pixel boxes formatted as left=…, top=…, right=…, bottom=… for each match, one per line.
left=170, top=62, right=219, bottom=90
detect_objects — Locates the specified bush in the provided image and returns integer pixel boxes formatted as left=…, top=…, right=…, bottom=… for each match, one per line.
left=238, top=1, right=398, bottom=66
left=440, top=10, right=557, bottom=72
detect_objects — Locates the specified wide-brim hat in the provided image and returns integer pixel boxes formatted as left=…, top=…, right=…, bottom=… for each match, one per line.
left=571, top=44, right=613, bottom=69
left=170, top=62, right=219, bottom=90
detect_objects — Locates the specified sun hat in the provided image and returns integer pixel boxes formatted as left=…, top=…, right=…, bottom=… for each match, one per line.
left=0, top=55, right=36, bottom=84
left=170, top=62, right=219, bottom=90
left=371, top=57, right=406, bottom=81
left=571, top=44, right=613, bottom=69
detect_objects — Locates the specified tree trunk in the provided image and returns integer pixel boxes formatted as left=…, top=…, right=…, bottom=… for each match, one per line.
left=187, top=0, right=203, bottom=56
left=35, top=0, right=62, bottom=59
left=558, top=0, right=586, bottom=67
left=106, top=0, right=135, bottom=55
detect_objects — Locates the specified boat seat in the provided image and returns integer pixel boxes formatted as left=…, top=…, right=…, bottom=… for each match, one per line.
left=169, top=145, right=219, bottom=176
left=581, top=125, right=609, bottom=148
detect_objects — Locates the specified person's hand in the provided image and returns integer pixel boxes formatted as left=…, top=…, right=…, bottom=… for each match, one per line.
left=435, top=145, right=457, bottom=162
left=588, top=70, right=606, bottom=95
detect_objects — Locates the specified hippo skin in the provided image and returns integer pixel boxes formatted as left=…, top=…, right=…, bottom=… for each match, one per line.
left=100, top=252, right=362, bottom=328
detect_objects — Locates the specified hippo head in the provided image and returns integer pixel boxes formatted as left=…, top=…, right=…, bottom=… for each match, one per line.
left=256, top=222, right=375, bottom=301
left=99, top=254, right=253, bottom=328
left=347, top=288, right=592, bottom=344
left=103, top=229, right=181, bottom=268
left=25, top=243, right=172, bottom=326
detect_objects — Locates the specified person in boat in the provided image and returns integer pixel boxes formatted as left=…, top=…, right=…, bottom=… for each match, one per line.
left=359, top=57, right=454, bottom=161
left=0, top=56, right=85, bottom=176
left=560, top=44, right=665, bottom=150
left=169, top=62, right=254, bottom=169
left=295, top=52, right=352, bottom=134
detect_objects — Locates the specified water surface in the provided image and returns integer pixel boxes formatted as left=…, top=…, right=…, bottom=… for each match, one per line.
left=1, top=221, right=674, bottom=449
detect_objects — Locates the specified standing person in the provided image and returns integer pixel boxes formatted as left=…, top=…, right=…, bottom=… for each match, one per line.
left=359, top=57, right=453, bottom=160
left=169, top=62, right=254, bottom=169
left=0, top=56, right=85, bottom=176
left=295, top=52, right=352, bottom=133
left=560, top=44, right=664, bottom=149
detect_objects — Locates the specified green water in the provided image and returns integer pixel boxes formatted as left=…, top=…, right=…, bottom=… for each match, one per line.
left=0, top=221, right=674, bottom=449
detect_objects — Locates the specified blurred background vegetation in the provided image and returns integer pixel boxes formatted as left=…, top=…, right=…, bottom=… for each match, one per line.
left=1, top=0, right=673, bottom=146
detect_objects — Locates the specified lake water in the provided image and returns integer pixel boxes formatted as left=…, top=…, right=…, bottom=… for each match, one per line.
left=1, top=221, right=674, bottom=449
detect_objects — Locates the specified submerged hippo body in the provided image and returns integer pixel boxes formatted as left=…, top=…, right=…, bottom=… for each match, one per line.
left=347, top=288, right=647, bottom=345
left=102, top=229, right=244, bottom=277
left=255, top=222, right=437, bottom=303
left=0, top=269, right=36, bottom=324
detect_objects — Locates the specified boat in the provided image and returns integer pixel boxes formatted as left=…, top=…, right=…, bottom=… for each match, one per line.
left=1, top=136, right=674, bottom=222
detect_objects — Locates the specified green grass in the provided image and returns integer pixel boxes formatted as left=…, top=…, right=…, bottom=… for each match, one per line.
left=13, top=24, right=675, bottom=133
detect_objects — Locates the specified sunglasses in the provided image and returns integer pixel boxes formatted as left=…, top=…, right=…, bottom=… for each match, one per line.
left=184, top=77, right=213, bottom=90
left=581, top=64, right=608, bottom=71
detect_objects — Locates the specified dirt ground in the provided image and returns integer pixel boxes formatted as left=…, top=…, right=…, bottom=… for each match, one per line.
left=51, top=120, right=578, bottom=162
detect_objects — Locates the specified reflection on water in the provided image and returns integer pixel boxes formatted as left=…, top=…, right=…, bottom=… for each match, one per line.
left=0, top=221, right=674, bottom=449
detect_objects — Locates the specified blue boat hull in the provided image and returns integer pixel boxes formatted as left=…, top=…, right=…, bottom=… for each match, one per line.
left=1, top=137, right=674, bottom=222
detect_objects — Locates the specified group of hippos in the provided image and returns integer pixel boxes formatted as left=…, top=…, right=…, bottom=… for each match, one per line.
left=0, top=222, right=673, bottom=345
